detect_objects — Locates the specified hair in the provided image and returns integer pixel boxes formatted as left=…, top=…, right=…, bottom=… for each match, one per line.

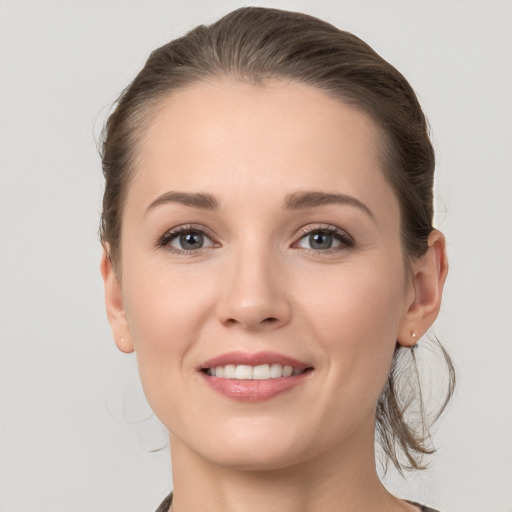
left=99, top=6, right=455, bottom=473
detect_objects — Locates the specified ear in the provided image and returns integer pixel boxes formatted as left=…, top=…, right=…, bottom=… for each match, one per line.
left=100, top=247, right=134, bottom=353
left=397, top=229, right=448, bottom=347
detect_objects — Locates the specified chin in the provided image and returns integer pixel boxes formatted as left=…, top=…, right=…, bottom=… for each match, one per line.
left=204, top=444, right=307, bottom=472
left=176, top=421, right=315, bottom=472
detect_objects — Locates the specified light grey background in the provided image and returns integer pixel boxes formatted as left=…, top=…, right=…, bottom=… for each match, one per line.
left=1, top=1, right=511, bottom=511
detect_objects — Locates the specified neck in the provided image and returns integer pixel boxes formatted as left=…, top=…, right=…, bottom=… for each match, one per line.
left=168, top=426, right=414, bottom=512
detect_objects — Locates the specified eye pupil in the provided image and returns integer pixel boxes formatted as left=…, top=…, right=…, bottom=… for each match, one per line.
left=309, top=232, right=332, bottom=250
left=180, top=231, right=204, bottom=250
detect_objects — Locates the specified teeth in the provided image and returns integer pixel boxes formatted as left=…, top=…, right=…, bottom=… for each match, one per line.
left=283, top=365, right=293, bottom=377
left=270, top=363, right=283, bottom=378
left=235, top=365, right=253, bottom=379
left=208, top=364, right=304, bottom=379
left=253, top=364, right=270, bottom=380
left=224, top=364, right=236, bottom=379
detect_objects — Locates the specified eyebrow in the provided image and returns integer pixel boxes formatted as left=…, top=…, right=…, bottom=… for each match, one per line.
left=284, top=191, right=375, bottom=221
left=145, top=191, right=219, bottom=214
left=145, top=190, right=374, bottom=221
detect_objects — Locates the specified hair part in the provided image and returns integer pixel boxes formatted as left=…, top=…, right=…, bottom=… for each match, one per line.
left=99, top=6, right=454, bottom=472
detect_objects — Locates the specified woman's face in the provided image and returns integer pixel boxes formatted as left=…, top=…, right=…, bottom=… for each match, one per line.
left=107, top=79, right=418, bottom=469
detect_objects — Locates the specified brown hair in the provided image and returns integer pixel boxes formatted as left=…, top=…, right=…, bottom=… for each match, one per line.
left=99, top=6, right=455, bottom=473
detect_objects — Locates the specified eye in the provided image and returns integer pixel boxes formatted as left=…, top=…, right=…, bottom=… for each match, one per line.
left=171, top=230, right=208, bottom=251
left=159, top=225, right=216, bottom=253
left=295, top=227, right=353, bottom=251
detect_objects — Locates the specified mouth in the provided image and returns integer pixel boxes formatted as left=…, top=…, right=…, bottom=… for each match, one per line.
left=199, top=351, right=314, bottom=402
left=202, top=364, right=310, bottom=379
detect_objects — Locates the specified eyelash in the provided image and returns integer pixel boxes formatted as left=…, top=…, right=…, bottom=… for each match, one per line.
left=293, top=225, right=354, bottom=254
left=156, top=224, right=354, bottom=255
left=156, top=224, right=217, bottom=256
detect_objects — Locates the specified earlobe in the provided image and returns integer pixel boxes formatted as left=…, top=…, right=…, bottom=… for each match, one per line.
left=100, top=248, right=135, bottom=353
left=397, top=230, right=448, bottom=347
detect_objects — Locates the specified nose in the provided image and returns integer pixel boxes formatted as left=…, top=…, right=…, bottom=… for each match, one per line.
left=216, top=244, right=292, bottom=331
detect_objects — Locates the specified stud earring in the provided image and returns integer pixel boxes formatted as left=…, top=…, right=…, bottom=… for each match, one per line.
left=411, top=331, right=417, bottom=339
left=120, top=336, right=125, bottom=343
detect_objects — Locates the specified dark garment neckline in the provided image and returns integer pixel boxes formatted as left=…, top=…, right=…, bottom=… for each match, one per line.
left=155, top=493, right=441, bottom=512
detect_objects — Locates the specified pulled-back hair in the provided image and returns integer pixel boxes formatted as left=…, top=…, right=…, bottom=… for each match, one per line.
left=100, top=6, right=455, bottom=473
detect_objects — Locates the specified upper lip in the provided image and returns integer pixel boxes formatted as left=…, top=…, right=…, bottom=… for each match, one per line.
left=200, top=351, right=311, bottom=370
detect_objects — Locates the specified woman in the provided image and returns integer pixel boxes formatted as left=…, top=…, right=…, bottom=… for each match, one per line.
left=99, top=7, right=454, bottom=512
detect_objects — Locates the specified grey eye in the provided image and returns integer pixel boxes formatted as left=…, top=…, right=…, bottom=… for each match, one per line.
left=297, top=230, right=343, bottom=250
left=308, top=232, right=334, bottom=249
left=169, top=231, right=210, bottom=251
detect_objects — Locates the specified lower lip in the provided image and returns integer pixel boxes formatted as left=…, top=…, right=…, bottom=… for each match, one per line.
left=201, top=371, right=311, bottom=402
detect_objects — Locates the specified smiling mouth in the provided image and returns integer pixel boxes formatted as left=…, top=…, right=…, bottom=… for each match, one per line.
left=202, top=364, right=312, bottom=379
left=199, top=351, right=314, bottom=401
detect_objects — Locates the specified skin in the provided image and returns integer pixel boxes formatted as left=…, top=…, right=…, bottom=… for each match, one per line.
left=101, top=79, right=447, bottom=512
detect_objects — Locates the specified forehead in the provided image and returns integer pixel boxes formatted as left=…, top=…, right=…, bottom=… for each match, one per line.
left=127, top=78, right=397, bottom=220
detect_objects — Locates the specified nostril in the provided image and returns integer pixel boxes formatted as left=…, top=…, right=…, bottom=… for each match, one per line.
left=225, top=316, right=279, bottom=328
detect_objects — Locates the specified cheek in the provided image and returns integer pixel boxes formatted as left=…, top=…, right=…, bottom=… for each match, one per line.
left=296, top=256, right=407, bottom=389
left=123, top=265, right=212, bottom=357
left=120, top=262, right=217, bottom=402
